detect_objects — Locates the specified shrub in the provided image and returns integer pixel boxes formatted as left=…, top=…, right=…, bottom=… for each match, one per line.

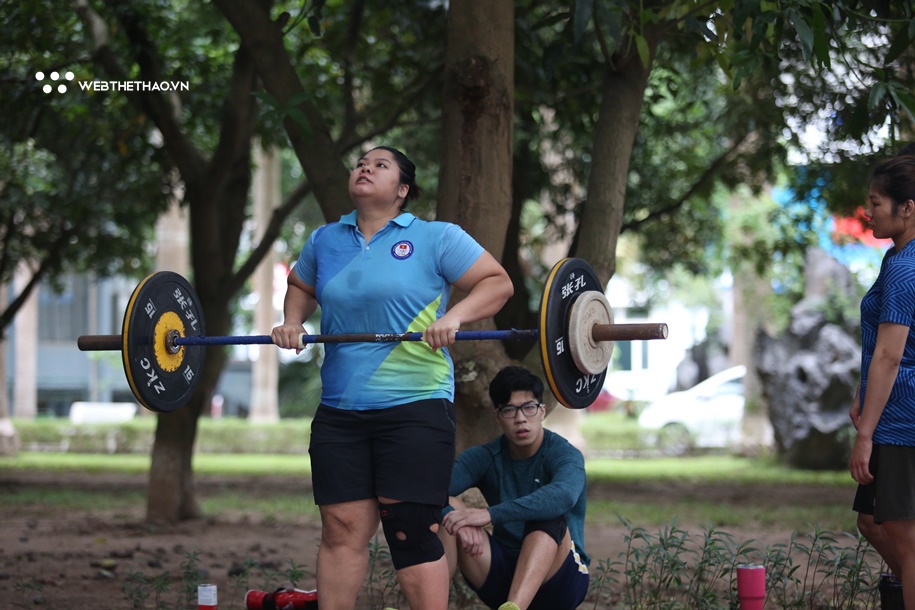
left=586, top=519, right=883, bottom=609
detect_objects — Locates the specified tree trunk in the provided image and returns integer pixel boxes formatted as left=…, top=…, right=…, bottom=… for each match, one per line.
left=146, top=190, right=194, bottom=520
left=250, top=143, right=280, bottom=422
left=577, top=52, right=654, bottom=284
left=12, top=263, right=38, bottom=419
left=146, top=289, right=234, bottom=521
left=142, top=26, right=263, bottom=520
left=438, top=0, right=514, bottom=452
left=147, top=399, right=204, bottom=521
left=729, top=192, right=773, bottom=450
left=563, top=47, right=654, bottom=451
left=0, top=282, right=18, bottom=457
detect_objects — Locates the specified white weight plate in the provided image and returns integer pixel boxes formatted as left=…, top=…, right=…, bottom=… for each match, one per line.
left=568, top=291, right=614, bottom=375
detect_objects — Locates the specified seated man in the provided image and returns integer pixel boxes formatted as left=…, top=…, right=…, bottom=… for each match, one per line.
left=439, top=366, right=589, bottom=610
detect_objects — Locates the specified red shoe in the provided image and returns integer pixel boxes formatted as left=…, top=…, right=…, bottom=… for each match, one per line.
left=245, top=588, right=318, bottom=610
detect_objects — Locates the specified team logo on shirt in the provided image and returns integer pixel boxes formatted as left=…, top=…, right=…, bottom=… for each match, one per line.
left=391, top=241, right=414, bottom=259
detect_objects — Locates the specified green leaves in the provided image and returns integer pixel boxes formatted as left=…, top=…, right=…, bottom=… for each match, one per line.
left=885, top=19, right=914, bottom=64
left=281, top=0, right=326, bottom=37
left=785, top=10, right=828, bottom=67
left=887, top=81, right=915, bottom=125
left=573, top=0, right=593, bottom=42
left=253, top=90, right=313, bottom=137
left=634, top=33, right=650, bottom=67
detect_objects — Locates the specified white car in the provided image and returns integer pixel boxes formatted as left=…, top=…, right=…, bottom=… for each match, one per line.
left=638, top=365, right=747, bottom=455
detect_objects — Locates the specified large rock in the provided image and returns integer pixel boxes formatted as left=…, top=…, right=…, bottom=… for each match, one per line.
left=753, top=248, right=861, bottom=470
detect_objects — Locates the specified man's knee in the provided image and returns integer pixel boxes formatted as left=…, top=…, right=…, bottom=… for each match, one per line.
left=379, top=502, right=445, bottom=570
left=523, top=515, right=567, bottom=546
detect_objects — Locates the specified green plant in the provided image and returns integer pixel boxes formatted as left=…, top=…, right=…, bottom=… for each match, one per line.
left=11, top=578, right=44, bottom=609
left=120, top=569, right=172, bottom=610
left=761, top=527, right=883, bottom=610
left=589, top=556, right=623, bottom=609
left=448, top=573, right=488, bottom=609
left=110, top=524, right=888, bottom=609
left=179, top=551, right=202, bottom=609
left=364, top=534, right=405, bottom=609
left=585, top=520, right=884, bottom=609
left=227, top=556, right=261, bottom=602
left=121, top=570, right=152, bottom=609
left=119, top=552, right=316, bottom=610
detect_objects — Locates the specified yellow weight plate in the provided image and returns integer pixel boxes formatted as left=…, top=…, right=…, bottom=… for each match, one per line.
left=153, top=311, right=185, bottom=373
left=121, top=271, right=205, bottom=413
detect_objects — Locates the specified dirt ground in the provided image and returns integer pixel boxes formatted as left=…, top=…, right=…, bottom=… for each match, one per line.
left=0, top=471, right=861, bottom=610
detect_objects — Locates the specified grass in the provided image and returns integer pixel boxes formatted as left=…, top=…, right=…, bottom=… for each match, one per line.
left=580, top=410, right=649, bottom=452
left=3, top=412, right=859, bottom=532
left=0, top=450, right=856, bottom=530
left=1, top=487, right=146, bottom=510
left=0, top=484, right=323, bottom=521
left=0, top=450, right=311, bottom=476
left=199, top=492, right=322, bottom=520
left=0, top=450, right=850, bottom=487
left=13, top=416, right=315, bottom=455
left=584, top=454, right=856, bottom=532
left=587, top=498, right=856, bottom=533
left=586, top=454, right=850, bottom=486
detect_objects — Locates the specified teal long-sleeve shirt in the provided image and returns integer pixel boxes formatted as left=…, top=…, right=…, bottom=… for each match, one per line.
left=446, top=428, right=589, bottom=567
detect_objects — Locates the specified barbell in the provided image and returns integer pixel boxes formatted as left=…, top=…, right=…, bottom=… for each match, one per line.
left=77, top=257, right=668, bottom=413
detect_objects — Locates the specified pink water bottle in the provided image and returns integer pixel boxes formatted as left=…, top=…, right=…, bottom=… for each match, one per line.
left=736, top=564, right=766, bottom=610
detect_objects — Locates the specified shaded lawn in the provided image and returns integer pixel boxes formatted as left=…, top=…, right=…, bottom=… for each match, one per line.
left=1, top=452, right=856, bottom=530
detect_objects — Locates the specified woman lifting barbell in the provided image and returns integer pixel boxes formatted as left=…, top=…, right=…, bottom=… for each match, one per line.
left=270, top=146, right=514, bottom=610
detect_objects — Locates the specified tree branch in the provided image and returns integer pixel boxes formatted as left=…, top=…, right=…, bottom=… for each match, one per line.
left=337, top=0, right=367, bottom=146
left=72, top=0, right=207, bottom=180
left=207, top=44, right=260, bottom=197
left=213, top=0, right=352, bottom=222
left=621, top=131, right=751, bottom=233
left=0, top=228, right=74, bottom=333
left=337, top=65, right=444, bottom=152
left=0, top=206, right=14, bottom=286
left=229, top=178, right=313, bottom=294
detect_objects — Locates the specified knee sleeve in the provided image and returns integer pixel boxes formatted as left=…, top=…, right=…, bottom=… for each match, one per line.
left=379, top=502, right=444, bottom=570
left=523, top=515, right=567, bottom=545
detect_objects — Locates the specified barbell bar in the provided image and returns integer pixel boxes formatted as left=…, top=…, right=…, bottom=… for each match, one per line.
left=77, top=257, right=668, bottom=413
left=77, top=325, right=667, bottom=351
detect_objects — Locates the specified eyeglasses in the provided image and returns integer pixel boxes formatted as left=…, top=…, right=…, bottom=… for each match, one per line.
left=497, top=401, right=543, bottom=419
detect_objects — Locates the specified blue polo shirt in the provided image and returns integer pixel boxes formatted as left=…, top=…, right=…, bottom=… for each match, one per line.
left=294, top=211, right=484, bottom=410
left=860, top=240, right=915, bottom=446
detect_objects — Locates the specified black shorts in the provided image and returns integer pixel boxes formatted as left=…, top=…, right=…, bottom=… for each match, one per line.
left=308, top=399, right=456, bottom=506
left=852, top=448, right=878, bottom=516
left=852, top=444, right=915, bottom=523
left=852, top=482, right=875, bottom=516
left=467, top=534, right=589, bottom=610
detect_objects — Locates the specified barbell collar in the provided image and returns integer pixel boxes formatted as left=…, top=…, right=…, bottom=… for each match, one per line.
left=593, top=323, right=668, bottom=342
left=77, top=335, right=123, bottom=351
